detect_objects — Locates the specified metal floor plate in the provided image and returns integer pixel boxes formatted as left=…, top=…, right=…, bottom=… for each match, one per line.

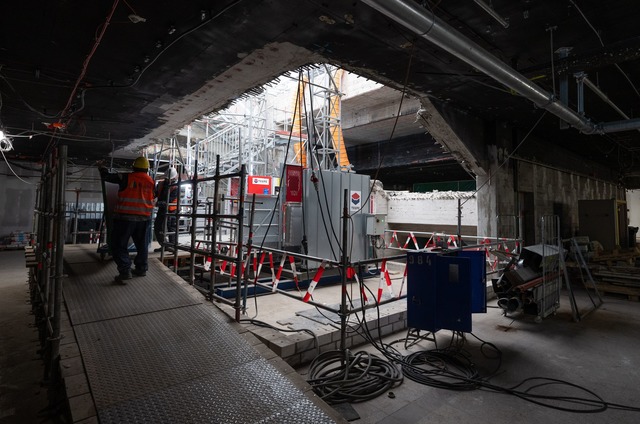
left=64, top=247, right=337, bottom=423
left=64, top=248, right=103, bottom=264
left=75, top=304, right=334, bottom=423
left=64, top=261, right=202, bottom=325
left=98, top=358, right=335, bottom=424
left=73, top=304, right=250, bottom=407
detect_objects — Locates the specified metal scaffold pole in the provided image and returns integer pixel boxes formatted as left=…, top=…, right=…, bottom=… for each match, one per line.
left=340, top=189, right=349, bottom=352
left=234, top=165, right=246, bottom=322
left=189, top=142, right=200, bottom=285
left=50, top=145, right=67, bottom=386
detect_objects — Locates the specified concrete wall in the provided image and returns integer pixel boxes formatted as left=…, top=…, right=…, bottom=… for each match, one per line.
left=0, top=162, right=40, bottom=238
left=477, top=149, right=624, bottom=243
left=386, top=192, right=476, bottom=227
left=0, top=162, right=105, bottom=240
left=64, top=167, right=103, bottom=203
left=516, top=159, right=624, bottom=239
left=476, top=144, right=516, bottom=240
left=371, top=175, right=477, bottom=237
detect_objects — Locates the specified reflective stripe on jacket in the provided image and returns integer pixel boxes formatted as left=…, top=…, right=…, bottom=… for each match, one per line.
left=114, top=172, right=155, bottom=217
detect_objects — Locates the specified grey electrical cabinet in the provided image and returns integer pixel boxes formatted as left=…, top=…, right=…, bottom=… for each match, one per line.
left=304, top=169, right=371, bottom=264
left=578, top=199, right=627, bottom=251
left=366, top=214, right=386, bottom=236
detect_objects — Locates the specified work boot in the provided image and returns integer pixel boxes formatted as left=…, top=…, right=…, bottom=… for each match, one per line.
left=115, top=270, right=133, bottom=284
left=132, top=269, right=147, bottom=277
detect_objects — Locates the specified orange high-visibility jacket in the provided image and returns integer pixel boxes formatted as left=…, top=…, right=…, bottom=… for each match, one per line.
left=168, top=186, right=178, bottom=212
left=156, top=180, right=179, bottom=212
left=114, top=172, right=155, bottom=217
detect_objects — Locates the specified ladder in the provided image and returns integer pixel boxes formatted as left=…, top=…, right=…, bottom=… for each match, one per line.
left=561, top=237, right=603, bottom=322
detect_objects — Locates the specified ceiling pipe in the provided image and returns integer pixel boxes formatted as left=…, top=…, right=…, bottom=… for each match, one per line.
left=360, top=0, right=602, bottom=134
left=599, top=118, right=640, bottom=134
left=576, top=72, right=631, bottom=120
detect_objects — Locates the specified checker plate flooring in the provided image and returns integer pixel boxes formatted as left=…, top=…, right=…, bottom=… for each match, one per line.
left=64, top=260, right=202, bottom=325
left=63, top=247, right=337, bottom=423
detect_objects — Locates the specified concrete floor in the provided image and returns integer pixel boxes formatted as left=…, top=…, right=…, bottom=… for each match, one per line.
left=0, top=250, right=53, bottom=424
left=220, top=268, right=640, bottom=423
left=2, top=247, right=640, bottom=423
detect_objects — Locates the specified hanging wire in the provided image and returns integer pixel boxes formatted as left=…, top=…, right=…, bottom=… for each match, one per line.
left=459, top=110, right=548, bottom=208
left=568, top=0, right=640, bottom=99
left=0, top=148, right=37, bottom=185
left=247, top=70, right=305, bottom=319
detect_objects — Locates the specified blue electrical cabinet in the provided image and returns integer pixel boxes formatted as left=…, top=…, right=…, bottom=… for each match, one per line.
left=456, top=250, right=487, bottom=314
left=407, top=252, right=439, bottom=331
left=407, top=251, right=486, bottom=333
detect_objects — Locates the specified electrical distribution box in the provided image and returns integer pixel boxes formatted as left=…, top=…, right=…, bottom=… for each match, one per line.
left=406, top=251, right=486, bottom=333
left=366, top=214, right=386, bottom=236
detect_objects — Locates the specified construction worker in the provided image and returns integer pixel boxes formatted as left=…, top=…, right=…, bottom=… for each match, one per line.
left=154, top=167, right=179, bottom=252
left=99, top=157, right=155, bottom=283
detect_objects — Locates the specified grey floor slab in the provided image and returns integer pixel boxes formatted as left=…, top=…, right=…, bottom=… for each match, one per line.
left=63, top=247, right=342, bottom=424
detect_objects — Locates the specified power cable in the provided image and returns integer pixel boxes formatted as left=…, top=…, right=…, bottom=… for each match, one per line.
left=86, top=0, right=245, bottom=92
left=307, top=349, right=403, bottom=404
left=0, top=149, right=37, bottom=185
left=246, top=70, right=305, bottom=319
left=346, top=278, right=640, bottom=414
left=302, top=68, right=341, bottom=262
left=568, top=0, right=640, bottom=99
left=351, top=39, right=417, bottom=217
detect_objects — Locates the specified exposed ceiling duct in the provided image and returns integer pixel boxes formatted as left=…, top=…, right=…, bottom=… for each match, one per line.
left=360, top=0, right=640, bottom=136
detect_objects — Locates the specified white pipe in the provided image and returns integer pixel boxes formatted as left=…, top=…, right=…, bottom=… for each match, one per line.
left=579, top=74, right=630, bottom=120
left=361, top=0, right=599, bottom=134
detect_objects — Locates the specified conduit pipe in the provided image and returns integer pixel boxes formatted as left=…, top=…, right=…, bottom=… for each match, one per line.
left=599, top=117, right=640, bottom=134
left=577, top=72, right=631, bottom=120
left=360, top=0, right=602, bottom=134
left=473, top=0, right=509, bottom=29
left=576, top=74, right=640, bottom=134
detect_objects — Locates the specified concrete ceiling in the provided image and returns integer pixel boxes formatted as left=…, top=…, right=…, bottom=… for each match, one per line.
left=1, top=0, right=640, bottom=185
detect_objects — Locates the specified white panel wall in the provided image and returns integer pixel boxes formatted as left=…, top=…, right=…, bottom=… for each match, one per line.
left=0, top=162, right=40, bottom=238
left=627, top=190, right=640, bottom=228
left=386, top=192, right=477, bottom=226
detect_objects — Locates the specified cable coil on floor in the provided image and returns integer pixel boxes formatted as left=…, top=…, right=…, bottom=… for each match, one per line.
left=307, top=349, right=403, bottom=404
left=402, top=348, right=480, bottom=391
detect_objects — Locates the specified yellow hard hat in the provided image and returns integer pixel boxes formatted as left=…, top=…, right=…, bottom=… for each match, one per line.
left=133, top=156, right=149, bottom=170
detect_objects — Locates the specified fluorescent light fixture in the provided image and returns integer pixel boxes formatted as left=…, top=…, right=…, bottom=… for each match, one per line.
left=473, top=0, right=509, bottom=29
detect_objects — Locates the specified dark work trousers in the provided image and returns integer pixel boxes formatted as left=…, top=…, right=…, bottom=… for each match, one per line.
left=111, top=218, right=151, bottom=274
left=154, top=208, right=177, bottom=245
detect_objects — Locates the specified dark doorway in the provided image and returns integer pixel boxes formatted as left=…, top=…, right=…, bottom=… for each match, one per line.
left=520, top=192, right=535, bottom=246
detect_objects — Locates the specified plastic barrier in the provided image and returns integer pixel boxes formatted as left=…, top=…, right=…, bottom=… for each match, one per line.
left=377, top=259, right=394, bottom=303
left=303, top=261, right=327, bottom=302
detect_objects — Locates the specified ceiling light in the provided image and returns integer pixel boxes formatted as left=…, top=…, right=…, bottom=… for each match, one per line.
left=0, top=130, right=13, bottom=152
left=168, top=26, right=176, bottom=35
left=128, top=14, right=147, bottom=23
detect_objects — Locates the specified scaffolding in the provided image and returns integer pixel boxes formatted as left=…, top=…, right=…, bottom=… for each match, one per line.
left=178, top=64, right=350, bottom=182
left=29, top=145, right=68, bottom=401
